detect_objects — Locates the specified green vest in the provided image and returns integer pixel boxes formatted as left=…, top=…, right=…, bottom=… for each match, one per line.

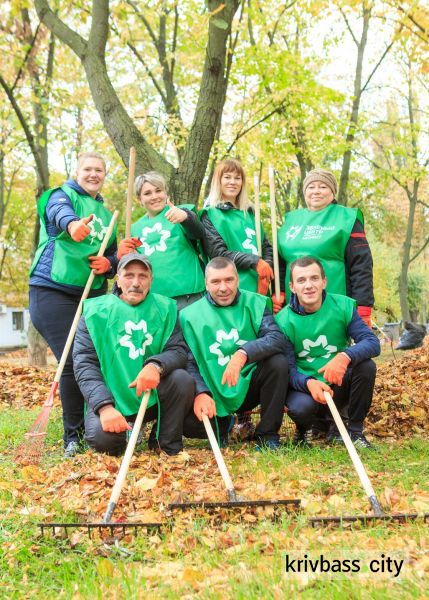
left=83, top=292, right=177, bottom=416
left=30, top=185, right=116, bottom=289
left=180, top=290, right=268, bottom=416
left=131, top=205, right=204, bottom=297
left=278, top=203, right=362, bottom=300
left=275, top=293, right=355, bottom=382
left=202, top=207, right=265, bottom=293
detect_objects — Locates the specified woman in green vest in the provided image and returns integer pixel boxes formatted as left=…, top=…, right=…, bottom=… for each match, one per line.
left=117, top=171, right=205, bottom=310
left=29, top=152, right=118, bottom=458
left=200, top=158, right=274, bottom=296
left=276, top=169, right=374, bottom=326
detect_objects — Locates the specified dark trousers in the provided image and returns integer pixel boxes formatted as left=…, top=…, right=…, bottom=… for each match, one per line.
left=286, top=359, right=376, bottom=433
left=84, top=369, right=194, bottom=456
left=183, top=353, right=289, bottom=444
left=29, top=286, right=85, bottom=445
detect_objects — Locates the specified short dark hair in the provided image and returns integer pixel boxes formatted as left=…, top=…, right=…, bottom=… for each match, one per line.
left=289, top=256, right=326, bottom=281
left=205, top=257, right=238, bottom=278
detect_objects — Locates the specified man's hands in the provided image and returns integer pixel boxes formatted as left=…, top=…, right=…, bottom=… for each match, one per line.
left=99, top=405, right=132, bottom=433
left=256, top=259, right=274, bottom=296
left=193, top=393, right=216, bottom=421
left=117, top=237, right=142, bottom=259
left=129, top=364, right=161, bottom=396
left=272, top=292, right=285, bottom=314
left=68, top=215, right=93, bottom=241
left=88, top=255, right=111, bottom=274
left=165, top=199, right=188, bottom=224
left=318, top=353, right=351, bottom=386
left=221, top=350, right=247, bottom=387
left=306, top=379, right=333, bottom=404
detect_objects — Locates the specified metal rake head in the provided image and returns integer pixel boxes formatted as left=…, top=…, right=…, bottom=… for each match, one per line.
left=38, top=522, right=164, bottom=539
left=309, top=512, right=428, bottom=528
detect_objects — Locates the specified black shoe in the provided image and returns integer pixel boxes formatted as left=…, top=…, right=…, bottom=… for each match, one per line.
left=292, top=428, right=313, bottom=448
left=64, top=440, right=80, bottom=459
left=327, top=428, right=344, bottom=446
left=349, top=431, right=374, bottom=450
left=255, top=438, right=282, bottom=451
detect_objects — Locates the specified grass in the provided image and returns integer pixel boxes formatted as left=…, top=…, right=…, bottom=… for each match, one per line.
left=0, top=406, right=428, bottom=599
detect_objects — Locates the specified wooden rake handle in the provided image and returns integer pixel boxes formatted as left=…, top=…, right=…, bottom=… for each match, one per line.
left=202, top=414, right=238, bottom=502
left=253, top=173, right=262, bottom=256
left=323, top=391, right=384, bottom=516
left=268, top=166, right=281, bottom=300
left=125, top=147, right=136, bottom=238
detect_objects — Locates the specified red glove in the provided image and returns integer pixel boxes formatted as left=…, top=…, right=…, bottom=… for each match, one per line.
left=68, top=215, right=93, bottom=241
left=193, top=393, right=216, bottom=421
left=88, top=255, right=111, bottom=274
left=357, top=306, right=372, bottom=328
left=306, top=379, right=333, bottom=404
left=256, top=259, right=274, bottom=280
left=129, top=364, right=161, bottom=396
left=118, top=237, right=142, bottom=259
left=221, top=350, right=247, bottom=387
left=318, top=353, right=351, bottom=386
left=272, top=292, right=285, bottom=314
left=257, top=276, right=270, bottom=296
left=99, top=405, right=132, bottom=433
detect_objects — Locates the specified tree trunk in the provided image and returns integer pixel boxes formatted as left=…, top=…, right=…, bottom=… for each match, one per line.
left=27, top=320, right=48, bottom=367
left=398, top=190, right=418, bottom=322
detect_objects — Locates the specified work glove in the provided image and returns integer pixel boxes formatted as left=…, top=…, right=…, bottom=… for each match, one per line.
left=257, top=276, right=270, bottom=296
left=221, top=350, right=247, bottom=387
left=88, top=255, right=111, bottom=275
left=357, top=306, right=372, bottom=329
left=255, top=259, right=274, bottom=281
left=306, top=379, right=333, bottom=404
left=68, top=215, right=93, bottom=242
left=272, top=292, right=285, bottom=314
left=194, top=393, right=216, bottom=421
left=165, top=199, right=188, bottom=224
left=129, top=364, right=161, bottom=396
left=99, top=405, right=132, bottom=433
left=117, top=237, right=142, bottom=259
left=318, top=352, right=351, bottom=386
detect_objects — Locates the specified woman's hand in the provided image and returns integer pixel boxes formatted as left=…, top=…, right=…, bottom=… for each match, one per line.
left=165, top=199, right=188, bottom=224
left=68, top=215, right=93, bottom=241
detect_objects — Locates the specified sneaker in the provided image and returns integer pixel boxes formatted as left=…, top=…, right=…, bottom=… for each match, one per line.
left=255, top=438, right=282, bottom=451
left=234, top=421, right=256, bottom=441
left=292, top=427, right=313, bottom=448
left=127, top=422, right=145, bottom=445
left=349, top=431, right=374, bottom=450
left=64, top=440, right=80, bottom=459
left=327, top=428, right=344, bottom=446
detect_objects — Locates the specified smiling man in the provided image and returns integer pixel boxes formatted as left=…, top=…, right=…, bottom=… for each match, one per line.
left=73, top=253, right=194, bottom=456
left=180, top=257, right=288, bottom=450
left=275, top=256, right=380, bottom=449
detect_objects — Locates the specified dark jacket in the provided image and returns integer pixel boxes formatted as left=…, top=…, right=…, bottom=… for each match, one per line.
left=201, top=203, right=273, bottom=270
left=180, top=207, right=205, bottom=241
left=186, top=291, right=287, bottom=396
left=73, top=290, right=188, bottom=414
left=30, top=179, right=118, bottom=296
left=285, top=293, right=380, bottom=393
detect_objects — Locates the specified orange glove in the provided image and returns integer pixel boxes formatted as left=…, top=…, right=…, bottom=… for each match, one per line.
left=118, top=237, right=142, bottom=259
left=357, top=306, right=372, bottom=329
left=318, top=353, right=351, bottom=386
left=221, top=350, right=247, bottom=387
left=99, top=405, right=132, bottom=433
left=68, top=215, right=93, bottom=241
left=193, top=393, right=216, bottom=421
left=306, top=379, right=333, bottom=404
left=256, top=259, right=274, bottom=280
left=129, top=364, right=161, bottom=396
left=88, top=255, right=111, bottom=274
left=272, top=292, right=285, bottom=314
left=257, top=276, right=270, bottom=296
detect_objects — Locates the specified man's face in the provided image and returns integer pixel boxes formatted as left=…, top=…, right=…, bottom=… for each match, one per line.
left=117, top=261, right=153, bottom=305
left=206, top=264, right=239, bottom=306
left=289, top=263, right=327, bottom=312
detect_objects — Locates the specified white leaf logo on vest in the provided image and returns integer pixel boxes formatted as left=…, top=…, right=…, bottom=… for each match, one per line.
left=119, top=320, right=154, bottom=360
left=298, top=335, right=337, bottom=363
left=242, top=227, right=258, bottom=255
left=139, top=223, right=171, bottom=256
left=284, top=225, right=303, bottom=241
left=209, top=328, right=247, bottom=366
left=88, top=215, right=108, bottom=243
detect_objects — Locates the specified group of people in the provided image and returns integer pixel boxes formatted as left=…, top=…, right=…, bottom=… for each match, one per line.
left=29, top=153, right=380, bottom=458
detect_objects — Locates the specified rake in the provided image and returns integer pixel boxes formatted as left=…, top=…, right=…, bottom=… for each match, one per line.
left=39, top=391, right=164, bottom=537
left=309, top=391, right=428, bottom=527
left=169, top=414, right=300, bottom=518
left=15, top=210, right=119, bottom=466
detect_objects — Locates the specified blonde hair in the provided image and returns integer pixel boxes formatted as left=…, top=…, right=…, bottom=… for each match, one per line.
left=134, top=171, right=168, bottom=198
left=77, top=152, right=107, bottom=172
left=206, top=158, right=252, bottom=211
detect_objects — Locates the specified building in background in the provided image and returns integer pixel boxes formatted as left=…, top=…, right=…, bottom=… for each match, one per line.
left=0, top=303, right=30, bottom=349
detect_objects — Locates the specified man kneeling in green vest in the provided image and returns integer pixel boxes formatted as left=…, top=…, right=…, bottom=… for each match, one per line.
left=275, top=256, right=380, bottom=449
left=180, top=257, right=288, bottom=450
left=73, top=253, right=194, bottom=456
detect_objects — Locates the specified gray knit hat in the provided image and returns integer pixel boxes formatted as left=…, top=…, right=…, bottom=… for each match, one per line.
left=303, top=169, right=338, bottom=196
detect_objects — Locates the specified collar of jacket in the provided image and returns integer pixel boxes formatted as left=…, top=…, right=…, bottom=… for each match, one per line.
left=66, top=178, right=104, bottom=203
left=215, top=202, right=254, bottom=213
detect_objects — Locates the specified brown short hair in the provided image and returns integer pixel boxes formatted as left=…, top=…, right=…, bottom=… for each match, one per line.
left=205, top=257, right=238, bottom=279
left=289, top=256, right=326, bottom=281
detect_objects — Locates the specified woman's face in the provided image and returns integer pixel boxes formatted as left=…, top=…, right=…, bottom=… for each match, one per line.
left=304, top=181, right=334, bottom=211
left=139, top=181, right=167, bottom=216
left=76, top=158, right=106, bottom=198
left=220, top=170, right=243, bottom=204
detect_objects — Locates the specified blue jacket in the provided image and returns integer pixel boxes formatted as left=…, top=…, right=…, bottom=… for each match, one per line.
left=30, top=179, right=118, bottom=295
